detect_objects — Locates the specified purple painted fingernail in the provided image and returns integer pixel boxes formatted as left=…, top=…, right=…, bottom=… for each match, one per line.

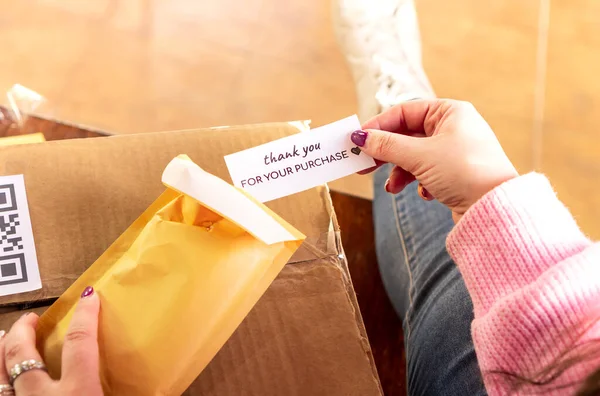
left=351, top=130, right=368, bottom=147
left=81, top=286, right=94, bottom=299
left=418, top=184, right=434, bottom=201
left=384, top=179, right=391, bottom=193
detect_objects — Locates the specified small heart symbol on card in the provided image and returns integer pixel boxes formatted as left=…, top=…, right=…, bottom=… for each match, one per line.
left=351, top=147, right=361, bottom=155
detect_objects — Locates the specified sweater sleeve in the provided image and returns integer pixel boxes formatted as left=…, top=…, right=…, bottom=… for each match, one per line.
left=447, top=173, right=600, bottom=394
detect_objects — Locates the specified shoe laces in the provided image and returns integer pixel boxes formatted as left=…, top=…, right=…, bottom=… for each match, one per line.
left=373, top=54, right=422, bottom=108
left=348, top=2, right=429, bottom=107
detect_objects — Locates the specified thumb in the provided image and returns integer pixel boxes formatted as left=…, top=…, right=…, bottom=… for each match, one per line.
left=61, top=286, right=101, bottom=387
left=351, top=129, right=426, bottom=173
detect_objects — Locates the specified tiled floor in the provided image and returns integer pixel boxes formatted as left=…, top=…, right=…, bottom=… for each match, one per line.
left=0, top=0, right=598, bottom=238
left=0, top=0, right=355, bottom=133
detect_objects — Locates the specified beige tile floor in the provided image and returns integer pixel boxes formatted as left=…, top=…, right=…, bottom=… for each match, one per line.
left=1, top=0, right=598, bottom=238
left=0, top=0, right=355, bottom=132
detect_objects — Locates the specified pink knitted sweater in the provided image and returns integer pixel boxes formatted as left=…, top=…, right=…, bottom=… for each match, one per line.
left=446, top=173, right=600, bottom=395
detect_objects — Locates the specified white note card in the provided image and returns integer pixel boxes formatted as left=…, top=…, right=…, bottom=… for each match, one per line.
left=0, top=175, right=41, bottom=297
left=225, top=115, right=375, bottom=202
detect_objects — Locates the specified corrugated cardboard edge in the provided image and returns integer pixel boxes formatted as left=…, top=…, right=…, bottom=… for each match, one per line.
left=9, top=108, right=311, bottom=138
left=312, top=184, right=384, bottom=396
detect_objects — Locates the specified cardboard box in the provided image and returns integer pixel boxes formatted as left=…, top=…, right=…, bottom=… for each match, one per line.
left=0, top=122, right=383, bottom=395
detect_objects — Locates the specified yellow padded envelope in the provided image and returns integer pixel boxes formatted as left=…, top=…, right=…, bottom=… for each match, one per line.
left=35, top=155, right=305, bottom=395
left=0, top=133, right=45, bottom=146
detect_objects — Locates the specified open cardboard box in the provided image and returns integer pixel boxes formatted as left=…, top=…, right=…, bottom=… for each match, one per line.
left=0, top=122, right=382, bottom=395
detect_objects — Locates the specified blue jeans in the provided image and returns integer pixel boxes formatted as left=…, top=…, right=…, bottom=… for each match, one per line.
left=373, top=164, right=487, bottom=395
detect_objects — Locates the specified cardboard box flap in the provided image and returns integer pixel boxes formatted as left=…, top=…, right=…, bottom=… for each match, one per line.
left=186, top=258, right=380, bottom=395
left=0, top=122, right=339, bottom=306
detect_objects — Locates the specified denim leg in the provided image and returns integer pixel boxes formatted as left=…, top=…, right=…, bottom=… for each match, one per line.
left=373, top=164, right=487, bottom=396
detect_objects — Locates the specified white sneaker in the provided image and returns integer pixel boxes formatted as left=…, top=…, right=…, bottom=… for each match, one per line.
left=333, top=0, right=435, bottom=122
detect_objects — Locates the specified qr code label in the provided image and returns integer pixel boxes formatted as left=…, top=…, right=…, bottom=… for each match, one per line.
left=0, top=176, right=41, bottom=297
left=0, top=212, right=24, bottom=252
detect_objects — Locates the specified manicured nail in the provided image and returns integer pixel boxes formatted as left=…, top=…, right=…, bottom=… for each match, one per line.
left=0, top=330, right=5, bottom=339
left=351, top=130, right=368, bottom=147
left=81, top=286, right=94, bottom=298
left=384, top=179, right=391, bottom=193
left=423, top=187, right=433, bottom=200
left=417, top=184, right=434, bottom=201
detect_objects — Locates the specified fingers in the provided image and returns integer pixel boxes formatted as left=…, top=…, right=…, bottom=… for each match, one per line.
left=4, top=313, right=52, bottom=393
left=356, top=99, right=456, bottom=175
left=351, top=129, right=426, bottom=174
left=61, top=287, right=102, bottom=389
left=357, top=163, right=382, bottom=175
left=385, top=166, right=415, bottom=194
left=362, top=99, right=442, bottom=136
left=0, top=330, right=10, bottom=386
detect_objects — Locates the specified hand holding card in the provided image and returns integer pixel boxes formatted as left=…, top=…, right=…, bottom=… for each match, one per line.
left=225, top=115, right=375, bottom=202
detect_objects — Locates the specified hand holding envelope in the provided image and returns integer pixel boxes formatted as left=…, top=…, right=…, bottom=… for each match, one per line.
left=35, top=156, right=305, bottom=395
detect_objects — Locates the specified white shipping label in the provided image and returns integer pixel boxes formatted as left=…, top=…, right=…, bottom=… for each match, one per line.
left=0, top=175, right=41, bottom=297
left=224, top=115, right=375, bottom=202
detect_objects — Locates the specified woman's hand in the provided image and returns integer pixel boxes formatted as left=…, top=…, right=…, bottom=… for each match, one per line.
left=353, top=99, right=519, bottom=222
left=0, top=287, right=103, bottom=395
